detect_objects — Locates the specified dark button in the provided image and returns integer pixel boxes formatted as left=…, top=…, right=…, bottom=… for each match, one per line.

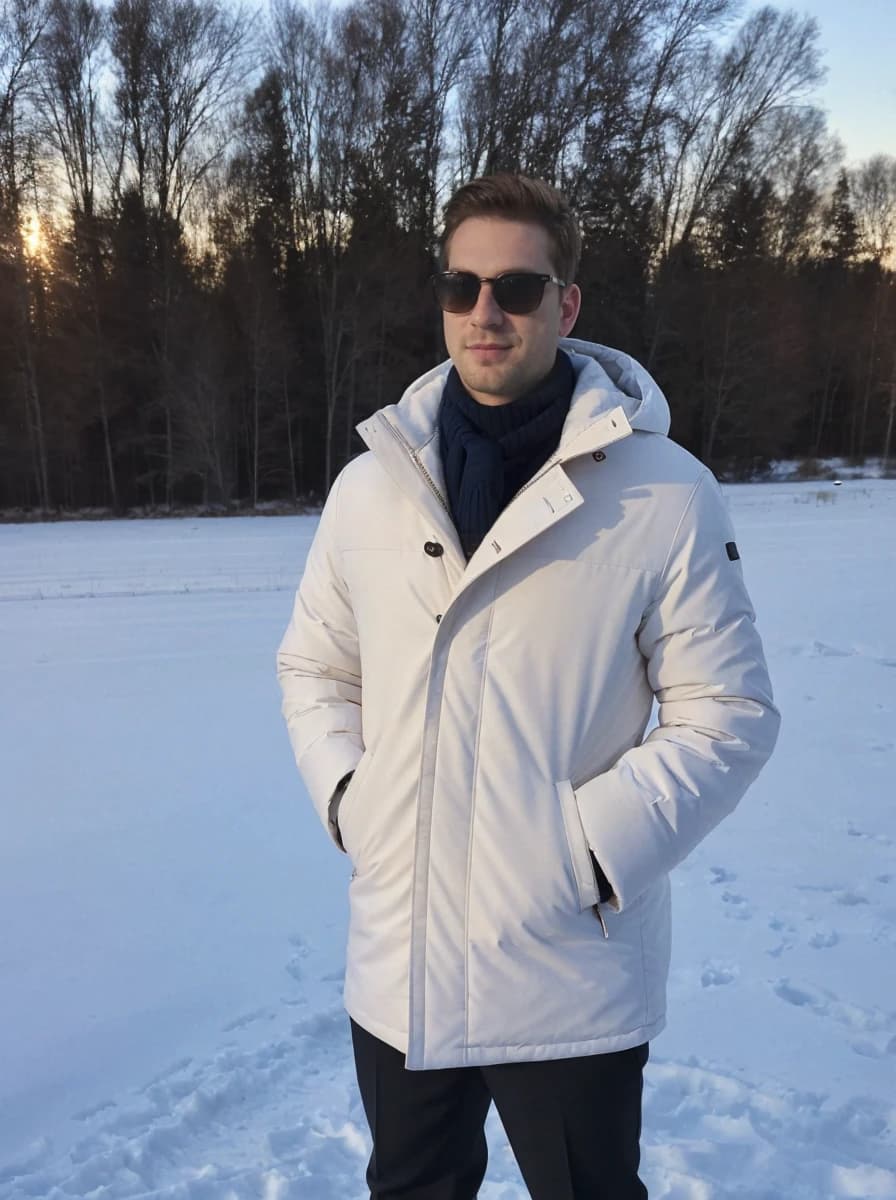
left=424, top=541, right=444, bottom=557
left=593, top=450, right=606, bottom=462
left=435, top=614, right=442, bottom=623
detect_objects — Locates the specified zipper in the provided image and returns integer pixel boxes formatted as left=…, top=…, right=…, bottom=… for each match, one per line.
left=509, top=448, right=564, bottom=504
left=381, top=416, right=452, bottom=517
left=592, top=904, right=609, bottom=939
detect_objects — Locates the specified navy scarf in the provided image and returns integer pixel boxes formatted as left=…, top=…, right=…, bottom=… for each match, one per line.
left=438, top=351, right=575, bottom=559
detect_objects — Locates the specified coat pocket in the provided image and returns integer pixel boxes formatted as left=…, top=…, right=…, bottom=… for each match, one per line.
left=556, top=779, right=600, bottom=911
left=337, top=749, right=374, bottom=859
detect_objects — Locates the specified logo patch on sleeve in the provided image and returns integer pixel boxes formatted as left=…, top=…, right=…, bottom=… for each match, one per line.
left=726, top=541, right=740, bottom=561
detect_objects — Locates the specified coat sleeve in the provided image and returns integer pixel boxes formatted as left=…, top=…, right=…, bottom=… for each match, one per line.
left=574, top=470, right=780, bottom=912
left=277, top=468, right=363, bottom=847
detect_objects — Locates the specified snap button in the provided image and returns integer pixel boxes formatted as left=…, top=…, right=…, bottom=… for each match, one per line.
left=424, top=541, right=444, bottom=557
left=435, top=614, right=442, bottom=623
left=593, top=450, right=606, bottom=462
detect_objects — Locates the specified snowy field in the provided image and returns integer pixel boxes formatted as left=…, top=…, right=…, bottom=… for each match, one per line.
left=1, top=480, right=895, bottom=1200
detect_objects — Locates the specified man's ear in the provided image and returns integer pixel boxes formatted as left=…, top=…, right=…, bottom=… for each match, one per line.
left=559, top=283, right=581, bottom=337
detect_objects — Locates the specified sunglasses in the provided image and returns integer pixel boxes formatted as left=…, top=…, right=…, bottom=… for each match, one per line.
left=431, top=270, right=567, bottom=316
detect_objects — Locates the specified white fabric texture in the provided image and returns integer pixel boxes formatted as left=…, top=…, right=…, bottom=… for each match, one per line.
left=277, top=339, right=780, bottom=1069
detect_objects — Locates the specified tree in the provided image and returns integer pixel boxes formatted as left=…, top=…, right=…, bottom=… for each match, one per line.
left=850, top=155, right=896, bottom=265
left=41, top=0, right=120, bottom=507
left=0, top=0, right=52, bottom=509
left=821, top=169, right=858, bottom=264
left=654, top=6, right=824, bottom=258
left=108, top=0, right=250, bottom=504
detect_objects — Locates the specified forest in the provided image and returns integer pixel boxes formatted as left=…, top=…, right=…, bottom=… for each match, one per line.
left=1, top=0, right=894, bottom=513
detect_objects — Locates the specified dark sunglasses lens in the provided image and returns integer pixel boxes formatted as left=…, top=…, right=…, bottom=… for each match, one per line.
left=492, top=274, right=547, bottom=314
left=433, top=273, right=480, bottom=313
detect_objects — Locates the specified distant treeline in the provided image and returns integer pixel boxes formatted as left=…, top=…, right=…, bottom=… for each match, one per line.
left=1, top=0, right=895, bottom=513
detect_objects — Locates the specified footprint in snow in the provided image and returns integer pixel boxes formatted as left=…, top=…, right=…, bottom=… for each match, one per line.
left=721, top=891, right=752, bottom=920
left=290, top=1006, right=350, bottom=1045
left=871, top=923, right=896, bottom=949
left=774, top=979, right=827, bottom=1012
left=285, top=932, right=313, bottom=984
left=768, top=915, right=796, bottom=933
left=701, top=963, right=738, bottom=988
left=767, top=941, right=794, bottom=960
left=644, top=1060, right=896, bottom=1199
left=808, top=927, right=839, bottom=949
left=708, top=866, right=736, bottom=885
left=222, top=1007, right=275, bottom=1033
left=812, top=640, right=854, bottom=658
left=847, top=824, right=892, bottom=846
left=772, top=979, right=896, bottom=1057
left=850, top=1037, right=896, bottom=1060
left=767, top=916, right=796, bottom=957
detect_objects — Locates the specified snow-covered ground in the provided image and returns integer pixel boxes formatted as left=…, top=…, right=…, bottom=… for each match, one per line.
left=1, top=480, right=894, bottom=1200
left=762, top=457, right=891, bottom=482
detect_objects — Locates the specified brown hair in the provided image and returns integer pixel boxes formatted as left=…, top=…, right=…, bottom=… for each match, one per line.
left=438, top=173, right=582, bottom=282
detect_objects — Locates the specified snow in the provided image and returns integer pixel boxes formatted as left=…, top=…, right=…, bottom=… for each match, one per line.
left=1, top=479, right=895, bottom=1200
left=761, top=457, right=891, bottom=482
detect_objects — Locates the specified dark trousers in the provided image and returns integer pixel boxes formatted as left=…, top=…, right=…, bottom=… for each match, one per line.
left=350, top=1018, right=649, bottom=1199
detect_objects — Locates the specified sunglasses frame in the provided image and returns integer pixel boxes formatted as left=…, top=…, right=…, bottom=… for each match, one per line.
left=430, top=270, right=567, bottom=316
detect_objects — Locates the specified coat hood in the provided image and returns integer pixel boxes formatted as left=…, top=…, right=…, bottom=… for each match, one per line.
left=373, top=338, right=670, bottom=455
left=560, top=338, right=670, bottom=437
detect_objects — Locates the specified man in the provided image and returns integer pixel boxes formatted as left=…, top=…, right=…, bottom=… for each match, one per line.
left=277, top=174, right=779, bottom=1198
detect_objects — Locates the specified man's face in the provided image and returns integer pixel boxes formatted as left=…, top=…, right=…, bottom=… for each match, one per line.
left=442, top=217, right=581, bottom=407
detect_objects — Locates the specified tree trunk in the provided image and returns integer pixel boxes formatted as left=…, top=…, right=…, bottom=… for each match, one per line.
left=344, top=352, right=357, bottom=466
left=813, top=340, right=836, bottom=458
left=883, top=357, right=896, bottom=470
left=703, top=304, right=732, bottom=466
left=88, top=225, right=119, bottom=511
left=283, top=365, right=298, bottom=503
left=14, top=235, right=51, bottom=510
left=858, top=278, right=881, bottom=457
left=252, top=350, right=260, bottom=509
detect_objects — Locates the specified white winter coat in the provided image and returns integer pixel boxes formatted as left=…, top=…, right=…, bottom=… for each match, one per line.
left=277, top=339, right=780, bottom=1070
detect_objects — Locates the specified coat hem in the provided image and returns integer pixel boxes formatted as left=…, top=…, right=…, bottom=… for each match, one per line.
left=345, top=1001, right=409, bottom=1056
left=456, top=1015, right=665, bottom=1066
left=407, top=1015, right=667, bottom=1069
left=344, top=1002, right=666, bottom=1069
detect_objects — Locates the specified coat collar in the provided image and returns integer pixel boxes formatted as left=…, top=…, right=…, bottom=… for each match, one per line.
left=358, top=339, right=670, bottom=460
left=354, top=341, right=667, bottom=598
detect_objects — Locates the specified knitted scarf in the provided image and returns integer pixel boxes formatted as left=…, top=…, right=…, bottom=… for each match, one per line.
left=438, top=350, right=575, bottom=559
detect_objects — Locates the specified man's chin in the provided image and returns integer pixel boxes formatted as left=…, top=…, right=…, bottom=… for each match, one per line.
left=456, top=364, right=523, bottom=405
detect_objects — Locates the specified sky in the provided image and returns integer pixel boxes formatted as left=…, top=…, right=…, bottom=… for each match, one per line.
left=749, top=0, right=896, bottom=164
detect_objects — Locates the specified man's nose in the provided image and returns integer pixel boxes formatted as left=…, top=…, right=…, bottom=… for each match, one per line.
left=469, top=280, right=505, bottom=327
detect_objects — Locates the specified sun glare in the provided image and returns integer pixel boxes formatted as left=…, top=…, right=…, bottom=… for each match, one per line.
left=23, top=213, right=43, bottom=258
